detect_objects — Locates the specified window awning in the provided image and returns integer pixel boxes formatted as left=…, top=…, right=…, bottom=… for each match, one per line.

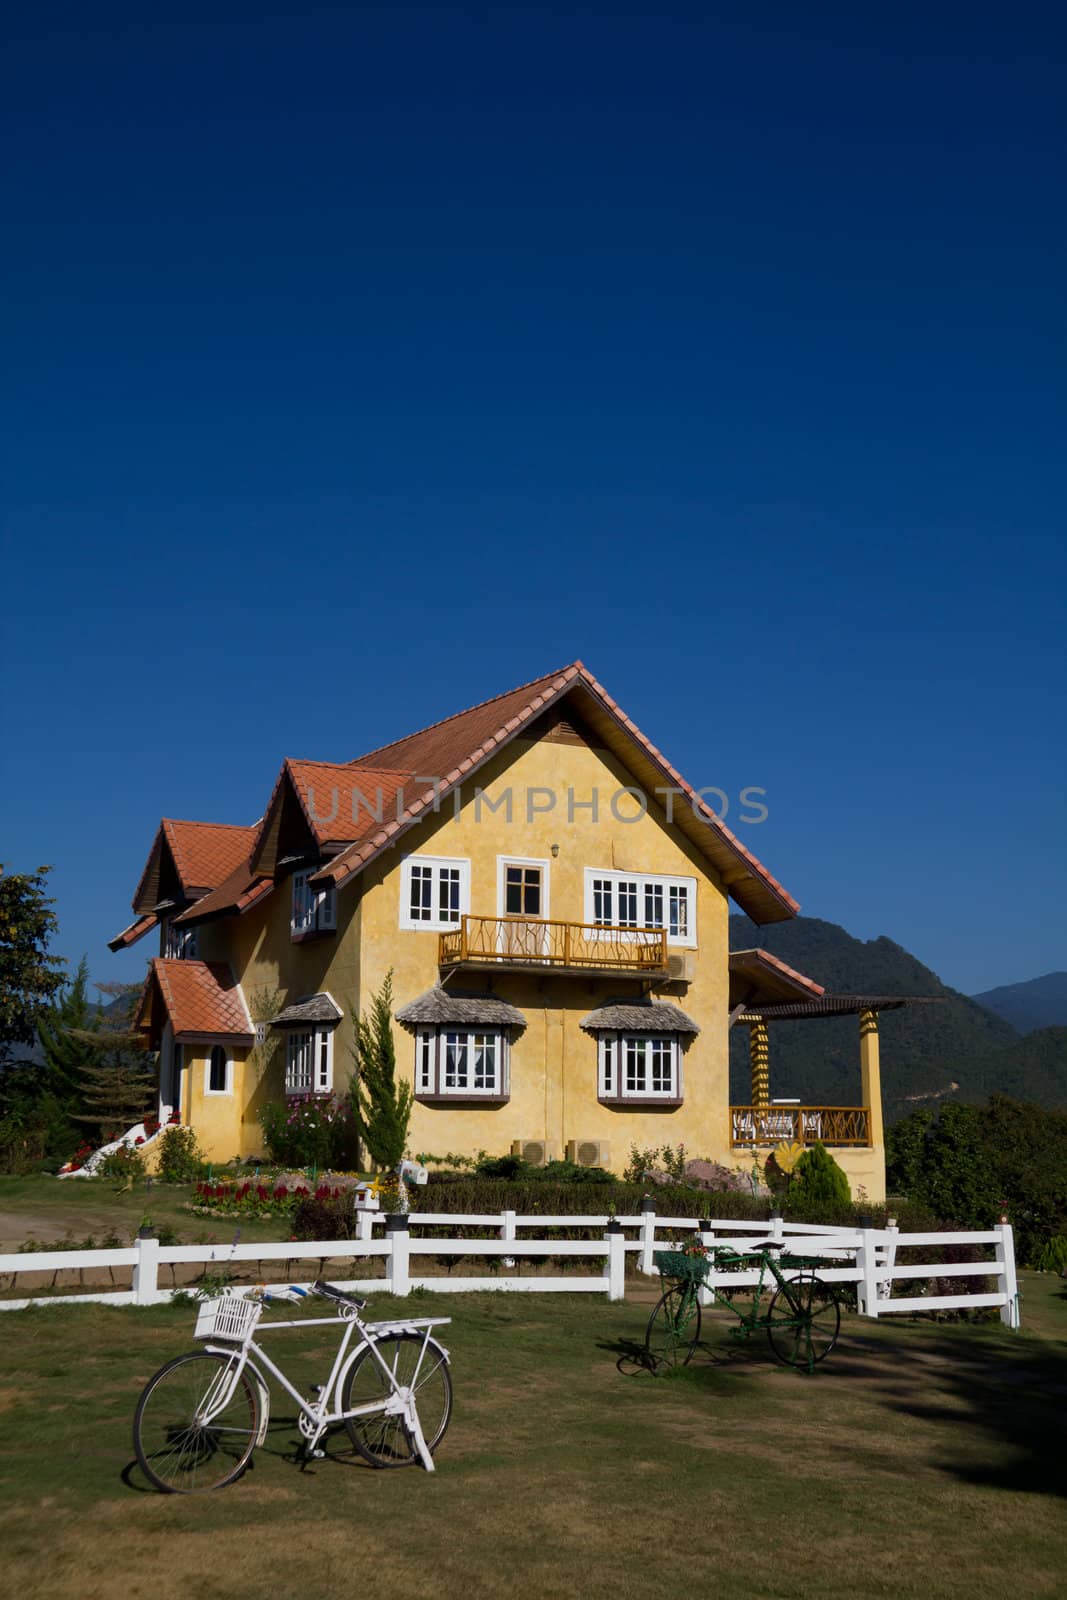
left=271, top=992, right=344, bottom=1028
left=580, top=999, right=699, bottom=1035
left=395, top=986, right=526, bottom=1030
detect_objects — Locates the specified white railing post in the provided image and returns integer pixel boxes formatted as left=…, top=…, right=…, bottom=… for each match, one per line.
left=356, top=1209, right=375, bottom=1243
left=604, top=1220, right=625, bottom=1301
left=856, top=1227, right=879, bottom=1318
left=995, top=1221, right=1019, bottom=1329
left=639, top=1197, right=657, bottom=1276
left=502, top=1209, right=517, bottom=1244
left=769, top=1211, right=784, bottom=1247
left=879, top=1217, right=899, bottom=1305
left=698, top=1218, right=716, bottom=1307
left=386, top=1212, right=410, bottom=1297
left=133, top=1231, right=160, bottom=1306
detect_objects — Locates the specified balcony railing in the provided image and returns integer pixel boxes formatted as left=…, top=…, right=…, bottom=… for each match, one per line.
left=730, top=1106, right=872, bottom=1148
left=439, top=915, right=669, bottom=976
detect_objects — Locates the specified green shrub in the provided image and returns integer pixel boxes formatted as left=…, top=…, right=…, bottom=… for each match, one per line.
left=155, top=1125, right=205, bottom=1183
left=99, top=1144, right=146, bottom=1181
left=259, top=1095, right=360, bottom=1169
left=792, top=1143, right=851, bottom=1208
left=1032, top=1235, right=1067, bottom=1274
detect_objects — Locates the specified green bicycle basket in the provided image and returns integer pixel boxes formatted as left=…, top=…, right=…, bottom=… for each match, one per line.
left=654, top=1249, right=710, bottom=1285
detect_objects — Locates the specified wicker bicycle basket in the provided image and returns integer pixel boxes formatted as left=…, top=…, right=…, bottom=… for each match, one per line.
left=654, top=1249, right=710, bottom=1285
left=194, top=1295, right=263, bottom=1344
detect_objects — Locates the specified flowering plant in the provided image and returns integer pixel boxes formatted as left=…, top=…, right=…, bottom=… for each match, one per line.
left=191, top=1180, right=348, bottom=1218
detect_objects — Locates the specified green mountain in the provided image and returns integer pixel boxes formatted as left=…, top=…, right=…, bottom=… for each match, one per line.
left=727, top=915, right=1029, bottom=1121
left=971, top=972, right=1067, bottom=1035
left=947, top=1026, right=1067, bottom=1107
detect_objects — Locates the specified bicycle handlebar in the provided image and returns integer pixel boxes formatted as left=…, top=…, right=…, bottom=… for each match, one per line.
left=312, top=1279, right=368, bottom=1311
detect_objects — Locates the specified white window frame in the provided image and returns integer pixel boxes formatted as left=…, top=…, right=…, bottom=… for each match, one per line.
left=165, top=920, right=199, bottom=960
left=290, top=870, right=337, bottom=939
left=583, top=868, right=697, bottom=948
left=413, top=1027, right=510, bottom=1099
left=285, top=1027, right=335, bottom=1095
left=597, top=1033, right=682, bottom=1102
left=204, top=1044, right=233, bottom=1097
left=399, top=855, right=471, bottom=932
left=496, top=856, right=551, bottom=921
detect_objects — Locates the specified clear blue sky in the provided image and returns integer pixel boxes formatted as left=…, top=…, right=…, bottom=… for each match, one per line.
left=2, top=2, right=1064, bottom=998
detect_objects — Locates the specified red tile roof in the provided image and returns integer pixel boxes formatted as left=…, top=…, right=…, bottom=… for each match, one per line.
left=729, top=948, right=825, bottom=1006
left=314, top=661, right=800, bottom=923
left=131, top=819, right=258, bottom=912
left=173, top=859, right=274, bottom=926
left=107, top=913, right=158, bottom=952
left=162, top=820, right=257, bottom=893
left=139, top=959, right=254, bottom=1043
left=284, top=760, right=414, bottom=846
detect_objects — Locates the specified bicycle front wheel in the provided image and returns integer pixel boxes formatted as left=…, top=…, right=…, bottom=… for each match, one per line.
left=766, top=1276, right=840, bottom=1369
left=134, top=1350, right=260, bottom=1493
left=341, top=1332, right=452, bottom=1467
left=644, top=1285, right=701, bottom=1371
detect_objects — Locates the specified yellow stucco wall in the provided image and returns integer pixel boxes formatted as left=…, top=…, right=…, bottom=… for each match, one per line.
left=349, top=731, right=731, bottom=1165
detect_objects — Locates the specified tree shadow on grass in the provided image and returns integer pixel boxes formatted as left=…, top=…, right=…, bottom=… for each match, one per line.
left=822, top=1319, right=1067, bottom=1499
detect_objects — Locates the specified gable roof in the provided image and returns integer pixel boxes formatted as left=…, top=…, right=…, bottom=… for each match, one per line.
left=132, top=819, right=257, bottom=913
left=313, top=661, right=798, bottom=924
left=136, top=959, right=254, bottom=1044
left=248, top=759, right=414, bottom=877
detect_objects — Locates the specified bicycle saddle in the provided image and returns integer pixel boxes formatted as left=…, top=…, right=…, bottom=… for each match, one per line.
left=751, top=1239, right=786, bottom=1252
left=313, top=1279, right=368, bottom=1309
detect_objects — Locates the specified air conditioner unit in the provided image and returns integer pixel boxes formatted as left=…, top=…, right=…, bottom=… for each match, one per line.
left=511, top=1139, right=558, bottom=1167
left=566, top=1138, right=611, bottom=1169
left=666, top=952, right=694, bottom=982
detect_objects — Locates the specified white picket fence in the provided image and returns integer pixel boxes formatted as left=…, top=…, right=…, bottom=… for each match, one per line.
left=0, top=1208, right=1019, bottom=1327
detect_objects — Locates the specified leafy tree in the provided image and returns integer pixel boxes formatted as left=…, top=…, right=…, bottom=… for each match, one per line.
left=886, top=1095, right=1067, bottom=1263
left=792, top=1141, right=851, bottom=1207
left=0, top=864, right=65, bottom=1066
left=351, top=972, right=411, bottom=1170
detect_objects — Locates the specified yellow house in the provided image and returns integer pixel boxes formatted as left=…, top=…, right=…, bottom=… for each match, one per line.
left=113, top=662, right=892, bottom=1199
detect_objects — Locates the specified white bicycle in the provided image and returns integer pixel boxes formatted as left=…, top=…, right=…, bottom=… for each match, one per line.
left=133, top=1281, right=452, bottom=1493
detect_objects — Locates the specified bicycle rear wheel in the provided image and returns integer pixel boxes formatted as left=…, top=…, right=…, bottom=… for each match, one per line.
left=766, top=1276, right=840, bottom=1369
left=341, top=1332, right=452, bottom=1467
left=133, top=1351, right=260, bottom=1493
left=644, top=1285, right=701, bottom=1371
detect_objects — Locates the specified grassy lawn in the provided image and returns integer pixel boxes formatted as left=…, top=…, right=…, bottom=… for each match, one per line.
left=0, top=1173, right=299, bottom=1250
left=0, top=1274, right=1063, bottom=1599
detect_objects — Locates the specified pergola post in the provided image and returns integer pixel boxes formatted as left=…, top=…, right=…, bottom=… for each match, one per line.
left=749, top=1018, right=770, bottom=1109
left=859, top=1008, right=884, bottom=1149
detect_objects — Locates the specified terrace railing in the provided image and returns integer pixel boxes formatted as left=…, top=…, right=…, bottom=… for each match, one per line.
left=439, top=915, right=668, bottom=975
left=730, top=1105, right=872, bottom=1147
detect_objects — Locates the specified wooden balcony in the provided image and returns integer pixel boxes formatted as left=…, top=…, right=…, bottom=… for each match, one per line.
left=730, top=1106, right=872, bottom=1148
left=439, top=915, right=669, bottom=977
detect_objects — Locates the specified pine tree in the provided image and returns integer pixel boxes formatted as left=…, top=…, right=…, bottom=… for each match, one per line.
left=351, top=972, right=411, bottom=1170
left=37, top=956, right=98, bottom=1103
left=69, top=983, right=155, bottom=1142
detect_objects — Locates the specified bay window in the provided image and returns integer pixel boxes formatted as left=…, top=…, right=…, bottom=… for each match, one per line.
left=413, top=1027, right=509, bottom=1102
left=285, top=1027, right=334, bottom=1095
left=597, top=1033, right=682, bottom=1104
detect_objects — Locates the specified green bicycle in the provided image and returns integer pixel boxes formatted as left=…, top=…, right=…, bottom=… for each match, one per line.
left=644, top=1239, right=841, bottom=1374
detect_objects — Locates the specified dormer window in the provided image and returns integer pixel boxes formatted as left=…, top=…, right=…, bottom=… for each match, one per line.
left=164, top=921, right=199, bottom=960
left=291, top=871, right=336, bottom=938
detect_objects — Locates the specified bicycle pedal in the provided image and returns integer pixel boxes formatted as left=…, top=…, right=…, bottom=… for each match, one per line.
left=310, top=1448, right=325, bottom=1459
